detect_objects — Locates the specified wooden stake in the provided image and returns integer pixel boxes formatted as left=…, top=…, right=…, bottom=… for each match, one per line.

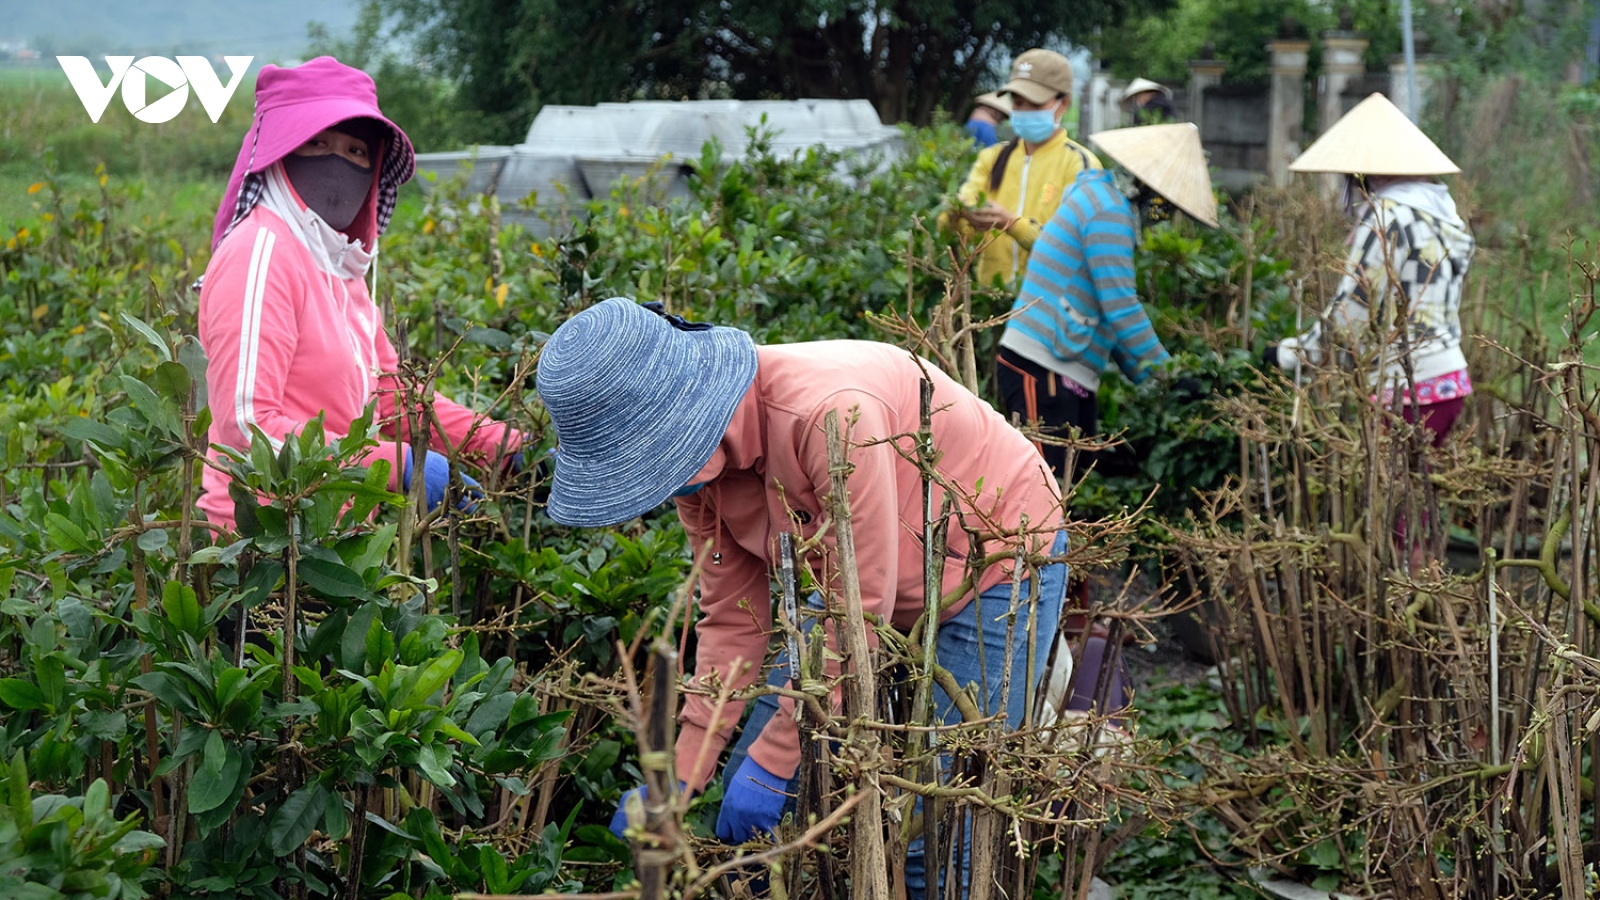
left=824, top=409, right=891, bottom=900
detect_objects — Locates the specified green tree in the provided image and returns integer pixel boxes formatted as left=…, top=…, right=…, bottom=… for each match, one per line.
left=309, top=3, right=491, bottom=150
left=371, top=0, right=1173, bottom=144
left=1093, top=0, right=1592, bottom=90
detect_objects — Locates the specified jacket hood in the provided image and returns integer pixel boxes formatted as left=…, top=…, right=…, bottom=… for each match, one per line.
left=1374, top=180, right=1466, bottom=231
left=210, top=56, right=415, bottom=252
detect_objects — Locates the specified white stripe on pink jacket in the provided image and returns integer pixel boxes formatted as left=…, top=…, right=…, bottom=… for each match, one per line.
left=197, top=205, right=518, bottom=529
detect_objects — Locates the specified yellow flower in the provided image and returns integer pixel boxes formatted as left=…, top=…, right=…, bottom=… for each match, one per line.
left=69, top=325, right=85, bottom=335
left=422, top=218, right=435, bottom=235
left=27, top=182, right=45, bottom=195
left=529, top=242, right=544, bottom=258
left=619, top=205, right=630, bottom=218
left=494, top=282, right=509, bottom=307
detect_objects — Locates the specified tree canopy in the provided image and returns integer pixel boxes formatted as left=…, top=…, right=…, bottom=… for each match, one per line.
left=372, top=0, right=1172, bottom=143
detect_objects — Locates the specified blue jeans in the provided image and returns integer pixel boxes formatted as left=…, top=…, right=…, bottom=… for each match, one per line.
left=721, top=531, right=1068, bottom=899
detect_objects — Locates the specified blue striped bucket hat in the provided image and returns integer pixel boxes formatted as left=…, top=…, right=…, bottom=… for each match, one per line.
left=536, top=297, right=758, bottom=526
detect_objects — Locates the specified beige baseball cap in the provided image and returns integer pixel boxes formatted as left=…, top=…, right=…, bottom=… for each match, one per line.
left=973, top=91, right=1012, bottom=116
left=1000, top=49, right=1074, bottom=106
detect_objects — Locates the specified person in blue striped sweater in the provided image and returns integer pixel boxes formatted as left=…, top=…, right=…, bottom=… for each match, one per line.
left=997, top=123, right=1218, bottom=481
left=995, top=124, right=1219, bottom=717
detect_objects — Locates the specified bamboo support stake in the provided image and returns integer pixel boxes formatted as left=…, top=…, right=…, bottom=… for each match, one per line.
left=610, top=642, right=683, bottom=900
left=1485, top=545, right=1504, bottom=885
left=804, top=620, right=839, bottom=894
left=958, top=279, right=979, bottom=395
left=911, top=377, right=944, bottom=878
left=1023, top=556, right=1041, bottom=729
left=999, top=544, right=1024, bottom=726
left=776, top=532, right=820, bottom=900
left=968, top=789, right=999, bottom=900
left=456, top=893, right=641, bottom=900
left=126, top=486, right=166, bottom=858
left=824, top=409, right=891, bottom=900
left=634, top=644, right=680, bottom=900
left=282, top=507, right=306, bottom=900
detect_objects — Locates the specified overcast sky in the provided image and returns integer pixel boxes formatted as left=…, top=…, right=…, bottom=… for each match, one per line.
left=0, top=0, right=360, bottom=60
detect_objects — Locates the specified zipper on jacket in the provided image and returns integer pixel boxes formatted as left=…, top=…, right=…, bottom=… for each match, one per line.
left=1012, top=154, right=1033, bottom=280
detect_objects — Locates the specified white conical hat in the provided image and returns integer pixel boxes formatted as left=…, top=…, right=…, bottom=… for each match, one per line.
left=1090, top=123, right=1219, bottom=228
left=1290, top=92, right=1459, bottom=175
left=1119, top=77, right=1173, bottom=107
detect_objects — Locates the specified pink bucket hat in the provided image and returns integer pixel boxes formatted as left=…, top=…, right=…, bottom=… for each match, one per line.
left=209, top=56, right=416, bottom=251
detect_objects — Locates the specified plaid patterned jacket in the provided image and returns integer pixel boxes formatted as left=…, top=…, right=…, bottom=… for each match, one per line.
left=1280, top=193, right=1475, bottom=388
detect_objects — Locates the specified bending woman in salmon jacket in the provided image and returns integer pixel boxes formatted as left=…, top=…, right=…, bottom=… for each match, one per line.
left=538, top=298, right=1067, bottom=899
left=197, top=57, right=520, bottom=529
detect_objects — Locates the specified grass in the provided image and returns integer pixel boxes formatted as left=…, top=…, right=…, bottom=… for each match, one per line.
left=1, top=66, right=256, bottom=234
left=0, top=66, right=68, bottom=89
left=0, top=63, right=251, bottom=188
left=0, top=171, right=218, bottom=237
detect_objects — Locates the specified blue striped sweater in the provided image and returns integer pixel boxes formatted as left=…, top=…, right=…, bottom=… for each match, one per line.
left=998, top=169, right=1169, bottom=391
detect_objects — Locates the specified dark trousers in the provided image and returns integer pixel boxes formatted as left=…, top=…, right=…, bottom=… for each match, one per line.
left=995, top=347, right=1098, bottom=481
left=994, top=349, right=1134, bottom=663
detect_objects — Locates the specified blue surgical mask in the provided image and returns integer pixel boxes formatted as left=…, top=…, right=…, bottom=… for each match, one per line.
left=672, top=482, right=707, bottom=498
left=1010, top=109, right=1059, bottom=144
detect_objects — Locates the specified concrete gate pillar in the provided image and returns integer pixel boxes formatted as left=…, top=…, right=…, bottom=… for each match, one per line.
left=1187, top=54, right=1228, bottom=138
left=1266, top=38, right=1311, bottom=187
left=1319, top=31, right=1370, bottom=133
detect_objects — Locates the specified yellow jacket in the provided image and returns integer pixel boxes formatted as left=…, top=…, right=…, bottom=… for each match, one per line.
left=953, top=131, right=1102, bottom=290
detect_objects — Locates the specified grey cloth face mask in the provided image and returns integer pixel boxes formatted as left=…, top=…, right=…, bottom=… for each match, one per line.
left=282, top=153, right=372, bottom=232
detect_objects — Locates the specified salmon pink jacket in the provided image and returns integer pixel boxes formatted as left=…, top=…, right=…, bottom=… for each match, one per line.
left=671, top=341, right=1064, bottom=791
left=196, top=200, right=518, bottom=528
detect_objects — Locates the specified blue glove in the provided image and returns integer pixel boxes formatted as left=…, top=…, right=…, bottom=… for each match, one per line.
left=403, top=450, right=482, bottom=511
left=609, top=781, right=687, bottom=841
left=502, top=441, right=550, bottom=477
left=609, top=785, right=648, bottom=841
left=715, top=757, right=790, bottom=843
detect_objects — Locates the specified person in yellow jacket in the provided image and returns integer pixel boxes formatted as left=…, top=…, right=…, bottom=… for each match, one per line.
left=954, top=49, right=1101, bottom=290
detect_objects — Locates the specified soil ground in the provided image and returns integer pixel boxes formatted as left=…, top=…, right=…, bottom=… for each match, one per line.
left=1084, top=566, right=1215, bottom=696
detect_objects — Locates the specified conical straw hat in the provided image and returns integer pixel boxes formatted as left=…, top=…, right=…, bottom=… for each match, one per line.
left=1119, top=77, right=1173, bottom=107
left=1090, top=123, right=1218, bottom=228
left=1289, top=92, right=1459, bottom=175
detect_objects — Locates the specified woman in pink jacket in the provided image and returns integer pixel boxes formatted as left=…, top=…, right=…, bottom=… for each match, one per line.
left=539, top=298, right=1068, bottom=898
left=197, top=57, right=519, bottom=529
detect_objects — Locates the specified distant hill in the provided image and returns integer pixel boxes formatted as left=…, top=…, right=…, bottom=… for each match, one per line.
left=0, top=0, right=360, bottom=61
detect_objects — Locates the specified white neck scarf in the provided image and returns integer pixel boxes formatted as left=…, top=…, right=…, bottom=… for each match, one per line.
left=259, top=162, right=374, bottom=281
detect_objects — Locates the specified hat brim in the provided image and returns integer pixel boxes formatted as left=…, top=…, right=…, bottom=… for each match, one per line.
left=1001, top=79, right=1058, bottom=106
left=250, top=97, right=415, bottom=183
left=212, top=96, right=416, bottom=249
left=1289, top=93, right=1459, bottom=175
left=974, top=91, right=1012, bottom=115
left=543, top=324, right=758, bottom=527
left=1118, top=78, right=1173, bottom=108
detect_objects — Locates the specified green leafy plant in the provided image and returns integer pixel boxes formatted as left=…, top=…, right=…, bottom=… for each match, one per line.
left=0, top=753, right=164, bottom=900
